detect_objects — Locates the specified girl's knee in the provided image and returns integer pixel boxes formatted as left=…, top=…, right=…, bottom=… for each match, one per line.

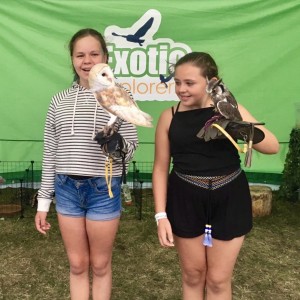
left=182, top=267, right=206, bottom=287
left=206, top=273, right=231, bottom=294
left=91, top=258, right=111, bottom=278
left=69, top=260, right=89, bottom=276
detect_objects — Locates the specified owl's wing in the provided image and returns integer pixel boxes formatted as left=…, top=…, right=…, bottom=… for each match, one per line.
left=226, top=91, right=239, bottom=107
left=216, top=100, right=242, bottom=121
left=94, top=86, right=153, bottom=128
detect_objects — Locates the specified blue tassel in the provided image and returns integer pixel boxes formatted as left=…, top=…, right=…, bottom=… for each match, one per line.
left=203, top=224, right=213, bottom=247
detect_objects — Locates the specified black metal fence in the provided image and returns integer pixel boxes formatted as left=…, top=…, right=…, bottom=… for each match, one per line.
left=0, top=160, right=154, bottom=219
left=130, top=161, right=154, bottom=220
left=0, top=161, right=42, bottom=218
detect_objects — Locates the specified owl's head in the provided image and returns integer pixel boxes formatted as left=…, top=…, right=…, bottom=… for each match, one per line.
left=89, top=63, right=115, bottom=92
left=206, top=77, right=223, bottom=95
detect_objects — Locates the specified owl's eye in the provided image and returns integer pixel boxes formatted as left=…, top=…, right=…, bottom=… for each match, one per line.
left=101, top=73, right=106, bottom=77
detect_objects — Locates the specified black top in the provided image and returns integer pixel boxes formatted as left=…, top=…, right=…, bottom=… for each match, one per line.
left=169, top=105, right=241, bottom=176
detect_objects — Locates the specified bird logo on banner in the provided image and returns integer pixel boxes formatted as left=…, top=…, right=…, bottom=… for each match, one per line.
left=112, top=17, right=154, bottom=46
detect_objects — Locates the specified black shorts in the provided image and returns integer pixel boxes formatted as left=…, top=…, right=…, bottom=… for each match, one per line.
left=166, top=169, right=253, bottom=240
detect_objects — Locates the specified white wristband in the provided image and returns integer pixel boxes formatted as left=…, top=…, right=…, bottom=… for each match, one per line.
left=155, top=212, right=167, bottom=225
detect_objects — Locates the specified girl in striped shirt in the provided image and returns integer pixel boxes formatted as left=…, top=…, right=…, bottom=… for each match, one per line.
left=35, top=28, right=138, bottom=300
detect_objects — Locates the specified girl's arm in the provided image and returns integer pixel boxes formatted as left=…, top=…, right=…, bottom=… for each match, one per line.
left=152, top=108, right=174, bottom=247
left=238, top=104, right=279, bottom=154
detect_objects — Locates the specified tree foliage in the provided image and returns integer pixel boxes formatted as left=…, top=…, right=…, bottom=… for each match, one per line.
left=279, top=128, right=300, bottom=201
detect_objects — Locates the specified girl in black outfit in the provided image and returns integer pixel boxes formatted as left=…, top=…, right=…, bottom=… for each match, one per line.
left=152, top=52, right=279, bottom=300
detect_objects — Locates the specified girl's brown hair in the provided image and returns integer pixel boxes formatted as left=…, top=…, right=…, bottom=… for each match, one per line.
left=175, top=52, right=219, bottom=79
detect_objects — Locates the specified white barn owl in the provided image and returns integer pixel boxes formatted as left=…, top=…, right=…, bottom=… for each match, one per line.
left=89, top=63, right=153, bottom=135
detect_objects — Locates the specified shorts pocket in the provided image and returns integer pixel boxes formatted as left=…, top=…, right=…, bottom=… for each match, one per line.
left=92, top=177, right=121, bottom=194
left=55, top=174, right=68, bottom=186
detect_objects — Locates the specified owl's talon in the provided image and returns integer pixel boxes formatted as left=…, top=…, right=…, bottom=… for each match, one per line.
left=102, top=125, right=115, bottom=137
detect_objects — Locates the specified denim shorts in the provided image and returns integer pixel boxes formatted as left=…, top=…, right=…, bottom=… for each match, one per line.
left=55, top=174, right=122, bottom=221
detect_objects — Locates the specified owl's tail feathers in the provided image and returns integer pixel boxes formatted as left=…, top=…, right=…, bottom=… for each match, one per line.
left=111, top=105, right=153, bottom=128
left=136, top=110, right=153, bottom=127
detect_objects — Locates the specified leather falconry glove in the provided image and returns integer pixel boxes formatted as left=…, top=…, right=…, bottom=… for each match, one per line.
left=94, top=131, right=128, bottom=160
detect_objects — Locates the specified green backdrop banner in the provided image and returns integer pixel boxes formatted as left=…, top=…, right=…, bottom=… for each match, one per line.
left=1, top=0, right=299, bottom=174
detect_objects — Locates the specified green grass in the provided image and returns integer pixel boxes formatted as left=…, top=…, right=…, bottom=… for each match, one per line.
left=0, top=192, right=299, bottom=300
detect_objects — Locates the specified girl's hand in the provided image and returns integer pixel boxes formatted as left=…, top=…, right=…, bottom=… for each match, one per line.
left=35, top=211, right=51, bottom=235
left=157, top=218, right=174, bottom=247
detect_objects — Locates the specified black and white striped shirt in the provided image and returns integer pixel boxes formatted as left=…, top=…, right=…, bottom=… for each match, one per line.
left=37, top=82, right=138, bottom=211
